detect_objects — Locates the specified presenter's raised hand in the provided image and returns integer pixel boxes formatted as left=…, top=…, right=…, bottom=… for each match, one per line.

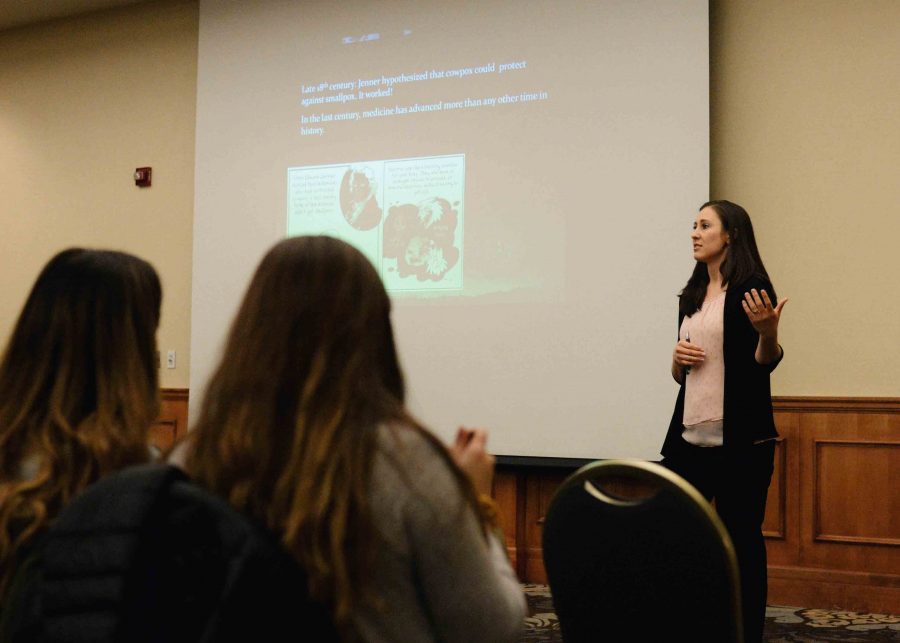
left=742, top=288, right=788, bottom=337
left=450, top=427, right=495, bottom=496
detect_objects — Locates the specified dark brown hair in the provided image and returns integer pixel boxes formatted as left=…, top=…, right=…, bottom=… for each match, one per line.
left=679, top=200, right=771, bottom=317
left=185, top=236, right=481, bottom=635
left=0, top=249, right=162, bottom=594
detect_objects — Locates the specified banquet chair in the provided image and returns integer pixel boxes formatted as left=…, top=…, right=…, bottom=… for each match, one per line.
left=542, top=459, right=743, bottom=643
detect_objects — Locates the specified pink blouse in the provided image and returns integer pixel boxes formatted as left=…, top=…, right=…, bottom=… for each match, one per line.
left=679, top=292, right=726, bottom=447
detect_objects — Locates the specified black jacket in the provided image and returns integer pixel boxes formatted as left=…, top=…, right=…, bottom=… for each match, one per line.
left=1, top=464, right=338, bottom=643
left=662, top=276, right=783, bottom=456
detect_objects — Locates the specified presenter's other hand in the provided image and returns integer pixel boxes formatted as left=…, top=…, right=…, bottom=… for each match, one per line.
left=450, top=427, right=495, bottom=496
left=742, top=288, right=788, bottom=337
left=673, top=339, right=705, bottom=368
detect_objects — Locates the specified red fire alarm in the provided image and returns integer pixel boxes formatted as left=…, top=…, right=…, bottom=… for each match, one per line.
left=134, top=167, right=152, bottom=187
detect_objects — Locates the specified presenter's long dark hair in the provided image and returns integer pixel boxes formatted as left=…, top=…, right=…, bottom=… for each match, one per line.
left=185, top=236, right=482, bottom=637
left=679, top=200, right=770, bottom=317
left=0, top=249, right=161, bottom=596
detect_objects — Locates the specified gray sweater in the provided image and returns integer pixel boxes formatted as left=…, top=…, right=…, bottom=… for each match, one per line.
left=353, top=425, right=526, bottom=643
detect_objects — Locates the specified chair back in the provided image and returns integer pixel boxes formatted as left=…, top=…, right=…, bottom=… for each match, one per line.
left=543, top=459, right=743, bottom=643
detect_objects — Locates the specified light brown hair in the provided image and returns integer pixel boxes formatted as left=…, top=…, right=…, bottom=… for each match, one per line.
left=185, top=236, right=481, bottom=635
left=0, top=248, right=162, bottom=595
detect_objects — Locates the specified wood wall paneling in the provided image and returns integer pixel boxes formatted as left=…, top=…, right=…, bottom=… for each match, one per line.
left=813, top=440, right=900, bottom=547
left=765, top=411, right=802, bottom=568
left=768, top=565, right=900, bottom=614
left=152, top=388, right=189, bottom=454
left=492, top=471, right=519, bottom=567
left=794, top=406, right=900, bottom=588
left=149, top=421, right=177, bottom=453
left=492, top=398, right=900, bottom=614
left=761, top=437, right=787, bottom=540
left=523, top=470, right=568, bottom=585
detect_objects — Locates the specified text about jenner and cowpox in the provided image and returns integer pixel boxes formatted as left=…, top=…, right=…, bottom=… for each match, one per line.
left=299, top=61, right=548, bottom=136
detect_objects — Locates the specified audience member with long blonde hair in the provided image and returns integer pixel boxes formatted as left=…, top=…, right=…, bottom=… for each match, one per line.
left=183, top=236, right=525, bottom=642
left=0, top=249, right=162, bottom=611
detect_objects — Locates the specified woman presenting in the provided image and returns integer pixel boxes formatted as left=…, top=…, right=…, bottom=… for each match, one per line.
left=661, top=200, right=787, bottom=643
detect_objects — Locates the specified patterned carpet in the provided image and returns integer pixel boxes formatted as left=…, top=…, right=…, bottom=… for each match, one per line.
left=521, top=584, right=900, bottom=642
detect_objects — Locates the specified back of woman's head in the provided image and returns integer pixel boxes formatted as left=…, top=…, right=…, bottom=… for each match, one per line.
left=190, top=236, right=404, bottom=460
left=0, top=248, right=162, bottom=591
left=221, top=234, right=404, bottom=412
left=186, top=236, right=418, bottom=627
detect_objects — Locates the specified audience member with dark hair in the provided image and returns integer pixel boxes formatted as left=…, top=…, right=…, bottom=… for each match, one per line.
left=0, top=249, right=162, bottom=623
left=183, top=236, right=525, bottom=642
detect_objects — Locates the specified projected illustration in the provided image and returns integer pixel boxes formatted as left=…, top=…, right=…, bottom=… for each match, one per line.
left=383, top=198, right=459, bottom=281
left=339, top=167, right=382, bottom=231
left=288, top=154, right=464, bottom=292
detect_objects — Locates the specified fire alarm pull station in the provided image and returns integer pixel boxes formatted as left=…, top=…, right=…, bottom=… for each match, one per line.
left=134, top=167, right=152, bottom=187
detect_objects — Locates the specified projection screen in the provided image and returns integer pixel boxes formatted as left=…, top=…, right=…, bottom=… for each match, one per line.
left=191, top=0, right=709, bottom=459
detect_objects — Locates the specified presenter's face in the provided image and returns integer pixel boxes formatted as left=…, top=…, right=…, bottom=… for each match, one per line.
left=691, top=207, right=729, bottom=264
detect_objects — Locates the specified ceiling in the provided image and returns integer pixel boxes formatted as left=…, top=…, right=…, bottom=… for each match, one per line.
left=0, top=0, right=148, bottom=32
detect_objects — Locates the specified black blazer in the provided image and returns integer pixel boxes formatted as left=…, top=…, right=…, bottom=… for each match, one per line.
left=661, top=276, right=783, bottom=456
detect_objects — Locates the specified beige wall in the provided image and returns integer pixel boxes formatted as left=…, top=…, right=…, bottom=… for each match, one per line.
left=710, top=0, right=900, bottom=396
left=0, top=0, right=197, bottom=388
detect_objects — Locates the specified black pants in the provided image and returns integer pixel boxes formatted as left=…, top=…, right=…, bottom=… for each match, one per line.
left=662, top=439, right=776, bottom=643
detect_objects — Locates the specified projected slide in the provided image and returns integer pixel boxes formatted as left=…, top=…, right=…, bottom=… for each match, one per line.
left=287, top=154, right=464, bottom=292
left=193, top=0, right=710, bottom=459
left=299, top=61, right=546, bottom=139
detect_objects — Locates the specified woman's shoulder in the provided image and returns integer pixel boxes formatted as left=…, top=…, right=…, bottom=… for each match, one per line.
left=373, top=423, right=454, bottom=487
left=370, top=423, right=469, bottom=528
left=730, top=274, right=774, bottom=296
left=375, top=422, right=444, bottom=460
